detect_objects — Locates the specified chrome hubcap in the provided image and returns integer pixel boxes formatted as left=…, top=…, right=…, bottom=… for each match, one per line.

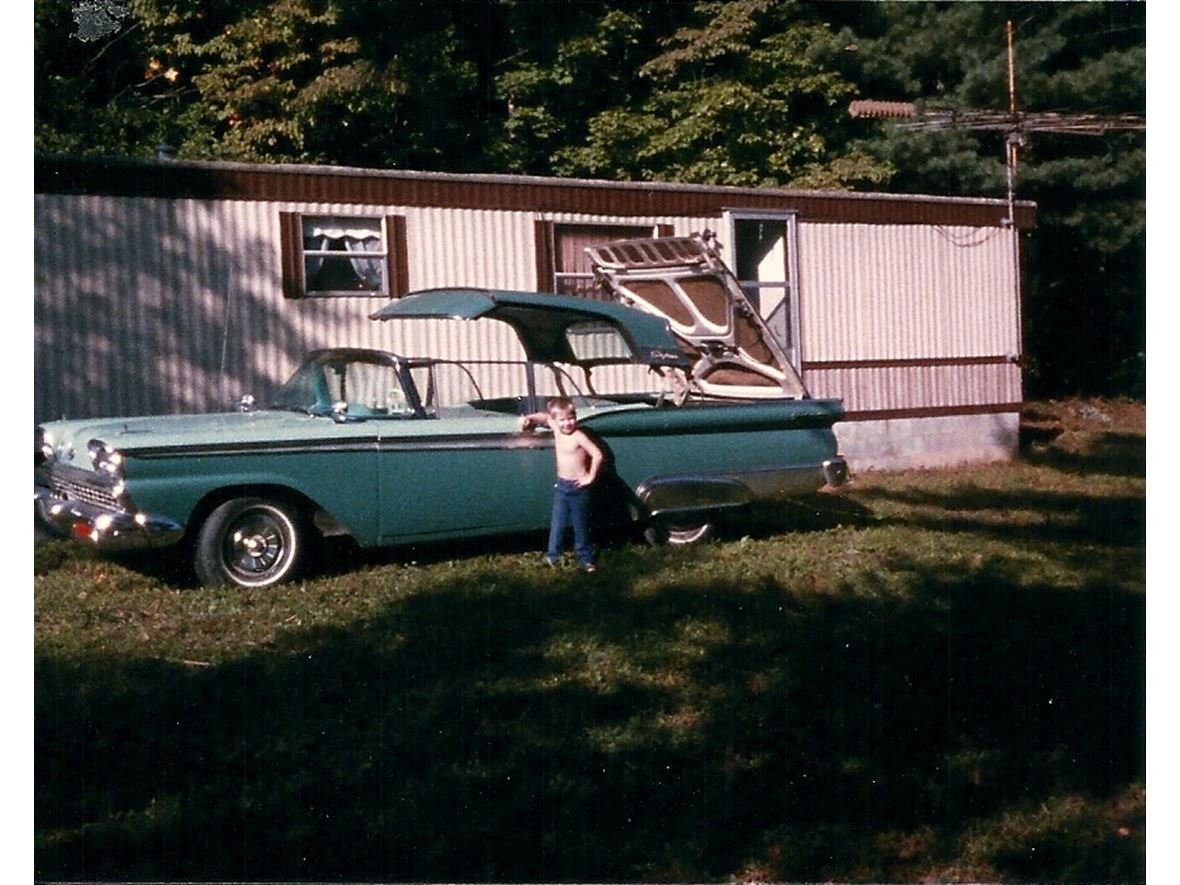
left=225, top=512, right=286, bottom=577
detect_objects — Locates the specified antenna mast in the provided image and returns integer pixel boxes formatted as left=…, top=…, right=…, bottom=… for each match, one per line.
left=1005, top=19, right=1019, bottom=225
left=848, top=20, right=1145, bottom=225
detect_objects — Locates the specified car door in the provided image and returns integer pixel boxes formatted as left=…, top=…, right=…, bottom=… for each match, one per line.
left=375, top=362, right=555, bottom=545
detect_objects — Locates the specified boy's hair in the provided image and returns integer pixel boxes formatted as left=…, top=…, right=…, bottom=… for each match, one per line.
left=546, top=396, right=575, bottom=416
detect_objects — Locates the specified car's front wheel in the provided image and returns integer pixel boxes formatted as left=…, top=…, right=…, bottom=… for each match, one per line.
left=194, top=497, right=304, bottom=589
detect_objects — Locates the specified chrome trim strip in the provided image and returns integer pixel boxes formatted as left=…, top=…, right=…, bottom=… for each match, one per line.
left=123, top=439, right=381, bottom=458
left=121, top=433, right=553, bottom=459
left=636, top=464, right=826, bottom=517
left=636, top=476, right=752, bottom=517
left=378, top=434, right=554, bottom=453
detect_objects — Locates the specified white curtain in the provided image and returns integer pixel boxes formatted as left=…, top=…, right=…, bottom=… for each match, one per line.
left=303, top=221, right=383, bottom=290
left=343, top=235, right=383, bottom=289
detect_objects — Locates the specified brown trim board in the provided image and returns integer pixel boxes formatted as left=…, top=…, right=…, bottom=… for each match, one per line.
left=803, top=355, right=1019, bottom=371
left=838, top=402, right=1023, bottom=422
left=35, top=156, right=1037, bottom=229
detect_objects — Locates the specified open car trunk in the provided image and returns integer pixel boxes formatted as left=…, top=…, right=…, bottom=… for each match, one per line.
left=586, top=233, right=809, bottom=401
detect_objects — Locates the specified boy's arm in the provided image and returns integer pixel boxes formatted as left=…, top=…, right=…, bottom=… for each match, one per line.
left=519, top=411, right=551, bottom=431
left=576, top=431, right=605, bottom=486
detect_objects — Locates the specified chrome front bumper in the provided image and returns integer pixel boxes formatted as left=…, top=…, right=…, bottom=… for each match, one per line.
left=35, top=486, right=184, bottom=551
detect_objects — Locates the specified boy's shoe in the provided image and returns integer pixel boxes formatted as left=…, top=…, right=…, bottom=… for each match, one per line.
left=543, top=556, right=559, bottom=568
left=579, top=563, right=596, bottom=573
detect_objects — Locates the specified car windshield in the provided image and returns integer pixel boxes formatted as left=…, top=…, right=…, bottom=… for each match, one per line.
left=272, top=355, right=413, bottom=417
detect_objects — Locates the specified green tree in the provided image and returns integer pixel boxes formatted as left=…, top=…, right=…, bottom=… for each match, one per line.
left=488, top=2, right=681, bottom=175
left=148, top=0, right=501, bottom=169
left=844, top=2, right=1146, bottom=395
left=552, top=0, right=892, bottom=188
left=35, top=0, right=506, bottom=170
left=34, top=0, right=189, bottom=157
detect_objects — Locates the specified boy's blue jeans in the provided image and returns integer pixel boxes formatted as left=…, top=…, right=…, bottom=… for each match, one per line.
left=547, top=478, right=593, bottom=566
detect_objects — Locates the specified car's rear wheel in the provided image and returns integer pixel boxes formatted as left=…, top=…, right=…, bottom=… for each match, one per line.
left=643, top=514, right=716, bottom=547
left=194, top=497, right=304, bottom=589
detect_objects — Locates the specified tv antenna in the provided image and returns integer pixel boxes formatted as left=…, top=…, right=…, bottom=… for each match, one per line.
left=850, top=20, right=1145, bottom=225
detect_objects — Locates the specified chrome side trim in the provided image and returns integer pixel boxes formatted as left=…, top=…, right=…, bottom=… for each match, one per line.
left=121, top=432, right=552, bottom=459
left=636, top=475, right=752, bottom=518
left=636, top=464, right=825, bottom=518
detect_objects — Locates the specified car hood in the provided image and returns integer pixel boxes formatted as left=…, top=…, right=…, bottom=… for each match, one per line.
left=38, top=410, right=367, bottom=467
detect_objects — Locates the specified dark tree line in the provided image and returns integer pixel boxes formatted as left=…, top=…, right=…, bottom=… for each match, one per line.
left=35, top=0, right=1146, bottom=397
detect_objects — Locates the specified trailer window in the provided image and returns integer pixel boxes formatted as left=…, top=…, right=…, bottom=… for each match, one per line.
left=280, top=212, right=409, bottom=299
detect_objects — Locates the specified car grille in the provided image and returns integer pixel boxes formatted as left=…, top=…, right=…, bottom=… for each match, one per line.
left=46, top=470, right=120, bottom=511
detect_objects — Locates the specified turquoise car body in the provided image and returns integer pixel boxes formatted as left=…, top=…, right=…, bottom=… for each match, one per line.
left=36, top=289, right=846, bottom=587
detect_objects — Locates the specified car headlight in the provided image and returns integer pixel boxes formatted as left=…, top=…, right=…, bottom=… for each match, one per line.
left=36, top=427, right=55, bottom=466
left=88, top=439, right=125, bottom=479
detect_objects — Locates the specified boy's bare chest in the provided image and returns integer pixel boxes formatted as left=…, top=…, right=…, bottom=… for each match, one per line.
left=552, top=434, right=585, bottom=459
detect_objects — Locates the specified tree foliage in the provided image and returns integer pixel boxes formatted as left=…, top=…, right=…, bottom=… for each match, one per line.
left=492, top=4, right=669, bottom=175
left=842, top=2, right=1146, bottom=396
left=552, top=0, right=892, bottom=188
left=33, top=0, right=1146, bottom=396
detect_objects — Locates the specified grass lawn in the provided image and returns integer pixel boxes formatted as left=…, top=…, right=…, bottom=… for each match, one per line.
left=33, top=399, right=1145, bottom=882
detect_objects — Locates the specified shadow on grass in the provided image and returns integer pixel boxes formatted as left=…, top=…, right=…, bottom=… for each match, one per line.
left=741, top=491, right=879, bottom=537
left=36, top=560, right=1144, bottom=882
left=1021, top=429, right=1146, bottom=479
left=82, top=490, right=876, bottom=589
left=852, top=483, right=1145, bottom=550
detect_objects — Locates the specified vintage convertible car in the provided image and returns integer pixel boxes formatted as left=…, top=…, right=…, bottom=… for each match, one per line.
left=35, top=286, right=846, bottom=589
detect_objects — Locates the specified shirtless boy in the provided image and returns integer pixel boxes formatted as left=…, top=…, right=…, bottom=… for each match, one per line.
left=520, top=397, right=605, bottom=572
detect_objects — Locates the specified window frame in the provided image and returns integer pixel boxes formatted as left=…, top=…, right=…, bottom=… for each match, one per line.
left=723, top=210, right=801, bottom=372
left=280, top=211, right=409, bottom=299
left=535, top=221, right=674, bottom=297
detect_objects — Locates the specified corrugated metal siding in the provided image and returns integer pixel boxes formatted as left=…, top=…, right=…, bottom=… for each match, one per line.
left=35, top=188, right=1021, bottom=426
left=34, top=193, right=706, bottom=420
left=792, top=220, right=1024, bottom=417
left=36, top=195, right=255, bottom=419
left=804, top=362, right=1022, bottom=416
left=795, top=220, right=1022, bottom=416
left=798, top=221, right=1020, bottom=361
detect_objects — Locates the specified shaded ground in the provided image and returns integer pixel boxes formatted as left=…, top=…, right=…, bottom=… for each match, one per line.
left=33, top=399, right=1146, bottom=882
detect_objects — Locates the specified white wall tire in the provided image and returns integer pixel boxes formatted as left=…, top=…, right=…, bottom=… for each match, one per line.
left=194, top=497, right=303, bottom=589
left=643, top=515, right=716, bottom=547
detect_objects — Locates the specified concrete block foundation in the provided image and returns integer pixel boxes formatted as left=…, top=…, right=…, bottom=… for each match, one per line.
left=834, top=411, right=1021, bottom=473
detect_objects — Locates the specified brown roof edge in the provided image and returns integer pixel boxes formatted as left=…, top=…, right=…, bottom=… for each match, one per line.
left=33, top=154, right=1037, bottom=229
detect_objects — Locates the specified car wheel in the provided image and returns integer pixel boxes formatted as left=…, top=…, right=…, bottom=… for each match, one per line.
left=643, top=514, right=716, bottom=547
left=194, top=497, right=304, bottom=589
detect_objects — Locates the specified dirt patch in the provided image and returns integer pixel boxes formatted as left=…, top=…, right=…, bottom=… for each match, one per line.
left=1023, top=398, right=1145, bottom=434
left=1021, top=398, right=1144, bottom=451
left=1019, top=399, right=1146, bottom=480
